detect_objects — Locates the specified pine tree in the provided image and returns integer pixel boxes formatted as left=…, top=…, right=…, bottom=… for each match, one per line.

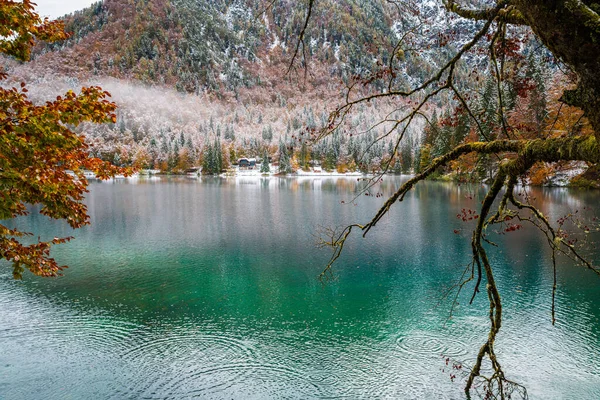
left=423, top=111, right=441, bottom=148
left=452, top=111, right=470, bottom=148
left=479, top=76, right=498, bottom=140
left=299, top=142, right=310, bottom=170
left=526, top=52, right=548, bottom=130
left=169, top=140, right=180, bottom=171
left=262, top=125, right=274, bottom=142
left=400, top=142, right=412, bottom=174
left=224, top=125, right=235, bottom=141
left=202, top=139, right=222, bottom=174
left=433, top=110, right=453, bottom=158
left=413, top=147, right=422, bottom=174
left=323, top=142, right=338, bottom=171
left=278, top=140, right=292, bottom=174
left=392, top=154, right=402, bottom=174
left=260, top=149, right=270, bottom=173
left=215, top=137, right=223, bottom=173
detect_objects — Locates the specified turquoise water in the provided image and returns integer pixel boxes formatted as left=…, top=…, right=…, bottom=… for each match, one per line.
left=0, top=177, right=599, bottom=399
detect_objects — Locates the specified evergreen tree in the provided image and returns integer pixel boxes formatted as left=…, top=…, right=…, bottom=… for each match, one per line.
left=278, top=140, right=292, bottom=174
left=169, top=140, right=180, bottom=171
left=224, top=125, right=235, bottom=141
left=299, top=142, right=311, bottom=170
left=452, top=111, right=470, bottom=148
left=202, top=142, right=214, bottom=174
left=400, top=141, right=412, bottom=174
left=413, top=147, right=421, bottom=174
left=323, top=142, right=338, bottom=171
left=392, top=153, right=402, bottom=174
left=526, top=53, right=548, bottom=129
left=216, top=137, right=223, bottom=172
left=262, top=125, right=273, bottom=142
left=479, top=76, right=498, bottom=140
left=423, top=111, right=441, bottom=148
left=260, top=149, right=270, bottom=173
left=202, top=139, right=222, bottom=174
left=433, top=110, right=453, bottom=158
left=149, top=138, right=158, bottom=168
left=387, top=141, right=395, bottom=160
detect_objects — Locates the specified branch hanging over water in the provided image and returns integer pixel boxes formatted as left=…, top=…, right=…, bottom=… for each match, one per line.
left=320, top=135, right=600, bottom=399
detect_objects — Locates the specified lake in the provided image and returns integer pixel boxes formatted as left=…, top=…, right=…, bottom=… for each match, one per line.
left=0, top=176, right=599, bottom=399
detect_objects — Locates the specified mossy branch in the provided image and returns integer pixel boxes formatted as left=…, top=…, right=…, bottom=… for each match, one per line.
left=362, top=136, right=599, bottom=236
left=565, top=0, right=600, bottom=33
left=320, top=135, right=599, bottom=398
left=445, top=0, right=527, bottom=25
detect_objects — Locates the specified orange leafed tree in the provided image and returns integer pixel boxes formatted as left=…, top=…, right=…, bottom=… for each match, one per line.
left=0, top=0, right=128, bottom=279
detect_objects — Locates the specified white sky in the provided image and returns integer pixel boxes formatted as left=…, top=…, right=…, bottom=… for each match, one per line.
left=35, top=0, right=98, bottom=19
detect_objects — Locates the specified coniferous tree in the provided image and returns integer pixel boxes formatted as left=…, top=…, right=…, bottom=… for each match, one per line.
left=479, top=76, right=499, bottom=140
left=433, top=110, right=453, bottom=158
left=278, top=140, right=292, bottom=174
left=216, top=137, right=223, bottom=173
left=400, top=142, right=413, bottom=174
left=202, top=142, right=213, bottom=174
left=526, top=53, right=548, bottom=130
left=202, top=139, right=222, bottom=174
left=452, top=111, right=470, bottom=148
left=323, top=142, right=338, bottom=171
left=169, top=140, right=180, bottom=171
left=299, top=142, right=311, bottom=170
left=413, top=147, right=422, bottom=174
left=260, top=149, right=270, bottom=173
left=224, top=125, right=235, bottom=141
left=262, top=125, right=273, bottom=142
left=423, top=111, right=441, bottom=148
left=392, top=152, right=402, bottom=174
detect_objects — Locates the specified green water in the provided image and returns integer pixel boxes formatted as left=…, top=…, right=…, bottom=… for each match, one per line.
left=0, top=177, right=599, bottom=399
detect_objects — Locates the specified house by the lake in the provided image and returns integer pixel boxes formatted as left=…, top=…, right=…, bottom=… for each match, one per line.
left=238, top=158, right=257, bottom=169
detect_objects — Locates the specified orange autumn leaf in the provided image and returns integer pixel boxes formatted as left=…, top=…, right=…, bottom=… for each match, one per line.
left=1, top=0, right=130, bottom=279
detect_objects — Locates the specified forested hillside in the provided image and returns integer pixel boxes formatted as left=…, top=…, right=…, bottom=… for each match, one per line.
left=3, top=0, right=588, bottom=183
left=34, top=0, right=396, bottom=91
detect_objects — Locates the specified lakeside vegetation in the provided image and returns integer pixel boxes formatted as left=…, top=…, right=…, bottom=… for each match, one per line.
left=2, top=0, right=595, bottom=187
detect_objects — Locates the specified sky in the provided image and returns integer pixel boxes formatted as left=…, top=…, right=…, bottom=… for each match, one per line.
left=35, top=0, right=97, bottom=19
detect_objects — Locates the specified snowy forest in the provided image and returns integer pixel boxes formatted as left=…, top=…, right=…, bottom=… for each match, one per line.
left=1, top=0, right=594, bottom=185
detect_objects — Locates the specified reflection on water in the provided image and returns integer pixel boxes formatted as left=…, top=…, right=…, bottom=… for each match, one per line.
left=0, top=176, right=599, bottom=399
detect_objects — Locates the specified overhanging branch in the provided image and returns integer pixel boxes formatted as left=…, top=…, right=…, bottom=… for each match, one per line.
left=445, top=0, right=527, bottom=25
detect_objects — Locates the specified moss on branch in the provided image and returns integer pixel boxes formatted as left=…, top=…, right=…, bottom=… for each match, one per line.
left=565, top=0, right=600, bottom=33
left=445, top=0, right=526, bottom=25
left=361, top=135, right=599, bottom=236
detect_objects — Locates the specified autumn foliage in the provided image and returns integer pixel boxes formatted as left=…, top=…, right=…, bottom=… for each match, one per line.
left=1, top=0, right=127, bottom=279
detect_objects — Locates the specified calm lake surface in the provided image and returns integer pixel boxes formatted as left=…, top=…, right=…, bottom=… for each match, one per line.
left=0, top=176, right=599, bottom=399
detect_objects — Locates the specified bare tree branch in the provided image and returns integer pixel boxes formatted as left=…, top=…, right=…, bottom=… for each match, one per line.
left=287, top=0, right=314, bottom=76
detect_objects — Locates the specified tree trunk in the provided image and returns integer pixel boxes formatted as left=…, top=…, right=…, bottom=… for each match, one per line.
left=514, top=0, right=600, bottom=141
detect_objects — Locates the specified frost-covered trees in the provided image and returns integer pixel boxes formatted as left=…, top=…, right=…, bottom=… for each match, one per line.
left=260, top=149, right=270, bottom=173
left=202, top=138, right=222, bottom=175
left=277, top=140, right=292, bottom=174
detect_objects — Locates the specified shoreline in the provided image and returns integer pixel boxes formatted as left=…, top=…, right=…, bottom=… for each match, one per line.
left=89, top=170, right=599, bottom=188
